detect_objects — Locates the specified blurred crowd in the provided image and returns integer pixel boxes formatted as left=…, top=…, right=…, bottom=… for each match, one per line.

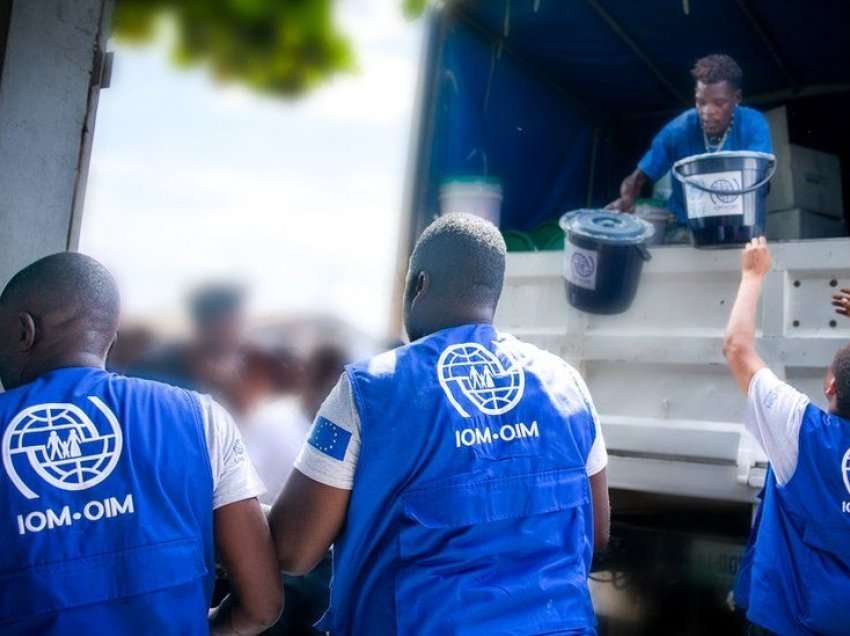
left=106, top=283, right=362, bottom=635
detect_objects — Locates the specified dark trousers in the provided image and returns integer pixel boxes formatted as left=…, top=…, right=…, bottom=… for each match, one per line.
left=265, top=554, right=332, bottom=636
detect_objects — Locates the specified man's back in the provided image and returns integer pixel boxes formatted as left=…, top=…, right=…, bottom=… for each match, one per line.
left=295, top=323, right=606, bottom=635
left=0, top=367, right=215, bottom=634
left=740, top=369, right=850, bottom=634
left=0, top=251, right=280, bottom=634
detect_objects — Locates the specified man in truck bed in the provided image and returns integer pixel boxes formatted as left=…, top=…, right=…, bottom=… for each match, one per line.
left=607, top=54, right=772, bottom=235
left=724, top=237, right=850, bottom=635
left=270, top=213, right=610, bottom=635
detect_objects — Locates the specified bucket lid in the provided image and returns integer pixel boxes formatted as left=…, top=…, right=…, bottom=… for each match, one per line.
left=559, top=209, right=655, bottom=245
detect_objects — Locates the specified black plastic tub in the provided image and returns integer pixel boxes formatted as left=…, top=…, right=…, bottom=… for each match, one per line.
left=672, top=151, right=776, bottom=248
left=559, top=210, right=655, bottom=315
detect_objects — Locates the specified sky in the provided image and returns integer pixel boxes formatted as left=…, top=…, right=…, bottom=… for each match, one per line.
left=79, top=1, right=423, bottom=340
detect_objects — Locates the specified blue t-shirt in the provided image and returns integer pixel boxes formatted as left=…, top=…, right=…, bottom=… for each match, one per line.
left=638, top=106, right=773, bottom=224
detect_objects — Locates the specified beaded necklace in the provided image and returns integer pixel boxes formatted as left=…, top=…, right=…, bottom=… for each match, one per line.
left=703, top=109, right=735, bottom=153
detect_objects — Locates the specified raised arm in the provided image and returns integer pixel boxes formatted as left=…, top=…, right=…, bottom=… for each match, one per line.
left=723, top=237, right=771, bottom=393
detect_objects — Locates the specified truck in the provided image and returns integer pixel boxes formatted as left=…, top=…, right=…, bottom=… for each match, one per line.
left=401, top=1, right=850, bottom=631
left=3, top=0, right=849, bottom=632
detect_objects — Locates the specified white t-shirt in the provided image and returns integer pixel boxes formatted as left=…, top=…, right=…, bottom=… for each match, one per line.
left=295, top=367, right=608, bottom=491
left=744, top=368, right=811, bottom=486
left=242, top=398, right=312, bottom=505
left=197, top=394, right=266, bottom=509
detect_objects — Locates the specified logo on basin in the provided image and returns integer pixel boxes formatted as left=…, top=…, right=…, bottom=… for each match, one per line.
left=571, top=252, right=595, bottom=279
left=709, top=177, right=740, bottom=205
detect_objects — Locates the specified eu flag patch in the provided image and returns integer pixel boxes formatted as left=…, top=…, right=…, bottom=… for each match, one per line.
left=307, top=416, right=352, bottom=461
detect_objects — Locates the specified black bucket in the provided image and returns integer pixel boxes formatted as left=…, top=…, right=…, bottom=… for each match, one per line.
left=559, top=210, right=655, bottom=315
left=672, top=151, right=776, bottom=248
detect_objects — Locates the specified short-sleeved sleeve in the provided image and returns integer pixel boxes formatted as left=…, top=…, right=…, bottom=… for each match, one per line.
left=638, top=120, right=676, bottom=181
left=198, top=395, right=266, bottom=509
left=569, top=368, right=608, bottom=477
left=744, top=368, right=810, bottom=486
left=742, top=108, right=773, bottom=153
left=294, top=374, right=362, bottom=490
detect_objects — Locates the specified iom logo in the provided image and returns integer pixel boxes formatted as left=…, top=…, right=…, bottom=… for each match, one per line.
left=709, top=177, right=740, bottom=205
left=571, top=252, right=595, bottom=279
left=437, top=342, right=525, bottom=418
left=2, top=398, right=123, bottom=500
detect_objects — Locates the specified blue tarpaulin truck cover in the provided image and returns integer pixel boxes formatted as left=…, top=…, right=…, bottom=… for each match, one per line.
left=407, top=0, right=850, bottom=235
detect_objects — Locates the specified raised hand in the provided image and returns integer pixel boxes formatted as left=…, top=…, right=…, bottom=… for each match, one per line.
left=741, top=236, right=771, bottom=279
left=833, top=288, right=850, bottom=318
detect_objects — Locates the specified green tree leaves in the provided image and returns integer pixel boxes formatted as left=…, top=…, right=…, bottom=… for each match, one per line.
left=402, top=0, right=429, bottom=19
left=112, top=0, right=356, bottom=97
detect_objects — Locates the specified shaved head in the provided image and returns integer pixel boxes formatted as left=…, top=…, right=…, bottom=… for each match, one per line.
left=0, top=252, right=120, bottom=389
left=1, top=252, right=120, bottom=314
left=403, top=214, right=506, bottom=341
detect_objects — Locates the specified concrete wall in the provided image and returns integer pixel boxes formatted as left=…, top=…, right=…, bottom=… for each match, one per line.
left=0, top=0, right=111, bottom=288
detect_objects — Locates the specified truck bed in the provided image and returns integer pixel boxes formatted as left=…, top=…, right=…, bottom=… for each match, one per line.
left=495, top=238, right=850, bottom=502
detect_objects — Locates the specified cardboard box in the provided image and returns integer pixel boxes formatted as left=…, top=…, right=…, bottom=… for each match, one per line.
left=766, top=207, right=847, bottom=241
left=764, top=106, right=844, bottom=218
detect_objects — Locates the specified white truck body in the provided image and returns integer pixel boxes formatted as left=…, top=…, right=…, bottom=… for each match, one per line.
left=495, top=239, right=850, bottom=502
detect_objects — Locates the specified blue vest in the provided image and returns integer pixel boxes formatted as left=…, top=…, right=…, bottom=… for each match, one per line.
left=732, top=478, right=766, bottom=613
left=320, top=324, right=598, bottom=635
left=744, top=403, right=850, bottom=635
left=0, top=367, right=215, bottom=634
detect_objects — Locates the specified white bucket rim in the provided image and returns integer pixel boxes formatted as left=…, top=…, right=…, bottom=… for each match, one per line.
left=672, top=150, right=776, bottom=172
